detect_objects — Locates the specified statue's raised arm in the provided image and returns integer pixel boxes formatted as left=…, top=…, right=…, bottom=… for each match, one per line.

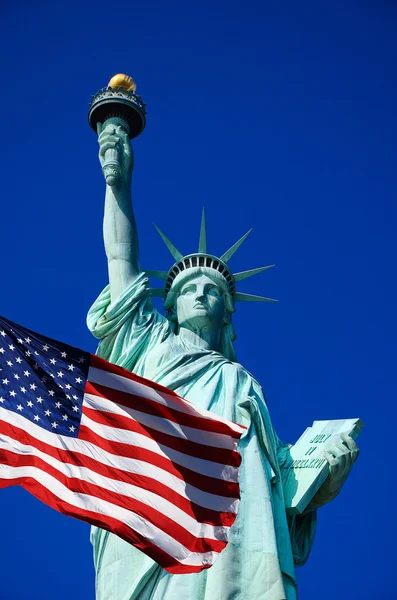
left=98, top=123, right=139, bottom=302
left=89, top=74, right=146, bottom=303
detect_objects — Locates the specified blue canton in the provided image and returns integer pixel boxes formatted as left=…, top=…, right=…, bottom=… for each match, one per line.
left=0, top=317, right=90, bottom=437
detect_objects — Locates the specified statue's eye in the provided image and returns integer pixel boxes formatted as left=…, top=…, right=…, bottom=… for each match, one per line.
left=207, top=286, right=220, bottom=297
left=180, top=285, right=195, bottom=295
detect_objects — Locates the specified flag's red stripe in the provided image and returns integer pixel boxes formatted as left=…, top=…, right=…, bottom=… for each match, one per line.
left=0, top=476, right=213, bottom=574
left=91, top=354, right=181, bottom=400
left=0, top=419, right=238, bottom=523
left=83, top=404, right=242, bottom=468
left=90, top=356, right=244, bottom=434
left=85, top=379, right=241, bottom=439
left=79, top=424, right=240, bottom=498
left=0, top=448, right=228, bottom=554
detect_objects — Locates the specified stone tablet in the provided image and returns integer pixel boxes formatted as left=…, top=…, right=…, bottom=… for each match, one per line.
left=282, top=418, right=364, bottom=515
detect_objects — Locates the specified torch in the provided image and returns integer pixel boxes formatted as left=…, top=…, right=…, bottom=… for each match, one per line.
left=88, top=74, right=146, bottom=186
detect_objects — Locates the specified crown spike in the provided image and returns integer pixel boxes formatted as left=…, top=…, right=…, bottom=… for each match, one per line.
left=233, top=265, right=275, bottom=282
left=220, top=229, right=253, bottom=263
left=153, top=224, right=183, bottom=261
left=198, top=208, right=207, bottom=253
left=150, top=288, right=166, bottom=298
left=235, top=292, right=278, bottom=303
left=144, top=269, right=168, bottom=280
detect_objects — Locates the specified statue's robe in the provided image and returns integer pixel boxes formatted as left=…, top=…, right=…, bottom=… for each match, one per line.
left=87, top=273, right=316, bottom=600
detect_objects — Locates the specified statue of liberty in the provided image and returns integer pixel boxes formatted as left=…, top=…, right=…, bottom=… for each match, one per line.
left=87, top=75, right=359, bottom=600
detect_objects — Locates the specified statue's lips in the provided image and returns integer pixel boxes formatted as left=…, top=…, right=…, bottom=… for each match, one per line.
left=193, top=304, right=208, bottom=310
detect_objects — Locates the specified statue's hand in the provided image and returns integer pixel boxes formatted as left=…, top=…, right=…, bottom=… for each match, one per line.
left=98, top=123, right=134, bottom=190
left=307, top=433, right=360, bottom=510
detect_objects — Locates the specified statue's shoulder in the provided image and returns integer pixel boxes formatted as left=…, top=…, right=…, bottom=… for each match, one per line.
left=220, top=358, right=262, bottom=389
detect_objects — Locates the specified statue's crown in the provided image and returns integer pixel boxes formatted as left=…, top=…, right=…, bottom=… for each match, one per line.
left=147, top=209, right=277, bottom=304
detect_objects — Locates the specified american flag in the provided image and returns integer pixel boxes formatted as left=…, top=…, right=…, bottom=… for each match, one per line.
left=0, top=316, right=245, bottom=573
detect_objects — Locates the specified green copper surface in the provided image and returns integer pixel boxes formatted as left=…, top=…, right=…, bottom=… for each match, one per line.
left=198, top=208, right=207, bottom=253
left=219, top=229, right=252, bottom=263
left=89, top=118, right=360, bottom=600
left=153, top=224, right=183, bottom=261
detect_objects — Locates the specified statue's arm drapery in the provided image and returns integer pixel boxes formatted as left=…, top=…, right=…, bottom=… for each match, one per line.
left=87, top=272, right=167, bottom=368
left=235, top=377, right=317, bottom=573
left=275, top=436, right=317, bottom=567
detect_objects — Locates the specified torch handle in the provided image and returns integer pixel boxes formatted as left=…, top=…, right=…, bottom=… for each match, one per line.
left=97, top=117, right=130, bottom=187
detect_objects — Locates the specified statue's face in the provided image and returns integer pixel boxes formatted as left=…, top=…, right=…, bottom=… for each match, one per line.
left=176, top=274, right=226, bottom=331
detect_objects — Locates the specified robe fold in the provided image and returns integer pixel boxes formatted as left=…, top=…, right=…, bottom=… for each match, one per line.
left=87, top=273, right=316, bottom=600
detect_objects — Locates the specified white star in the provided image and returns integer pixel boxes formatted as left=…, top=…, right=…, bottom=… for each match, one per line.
left=30, top=383, right=37, bottom=391
left=44, top=409, right=51, bottom=416
left=50, top=373, right=55, bottom=378
left=33, top=363, right=39, bottom=370
left=0, top=397, right=4, bottom=403
left=51, top=421, right=58, bottom=429
left=17, top=404, right=23, bottom=411
left=62, top=414, right=68, bottom=421
left=75, top=377, right=82, bottom=384
left=13, top=374, right=20, bottom=380
left=25, top=350, right=31, bottom=357
left=20, top=387, right=26, bottom=393
left=10, top=390, right=16, bottom=397
left=17, top=338, right=23, bottom=344
left=6, top=361, right=13, bottom=367
left=36, top=396, right=43, bottom=404
left=69, top=426, right=76, bottom=433
left=78, top=357, right=86, bottom=363
left=66, top=394, right=71, bottom=400
left=8, top=344, right=15, bottom=351
left=50, top=358, right=57, bottom=365
left=23, top=370, right=30, bottom=377
left=72, top=405, right=79, bottom=412
left=33, top=415, right=40, bottom=422
left=72, top=395, right=78, bottom=400
left=42, top=344, right=49, bottom=351
left=61, top=351, right=67, bottom=358
left=48, top=390, right=55, bottom=397
left=27, top=400, right=33, bottom=408
left=41, top=376, right=47, bottom=383
left=24, top=337, right=31, bottom=344
left=16, top=357, right=22, bottom=364
left=0, top=348, right=4, bottom=354
left=65, top=383, right=71, bottom=390
left=55, top=401, right=61, bottom=408
left=68, top=364, right=75, bottom=371
left=57, top=371, right=64, bottom=378
left=0, top=331, right=6, bottom=337
left=2, top=378, right=9, bottom=385
left=34, top=351, right=39, bottom=356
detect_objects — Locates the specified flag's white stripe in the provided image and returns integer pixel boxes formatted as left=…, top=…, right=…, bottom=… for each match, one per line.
left=0, top=463, right=220, bottom=566
left=88, top=366, right=245, bottom=435
left=82, top=409, right=239, bottom=482
left=84, top=392, right=237, bottom=451
left=0, top=435, right=231, bottom=540
left=0, top=408, right=239, bottom=511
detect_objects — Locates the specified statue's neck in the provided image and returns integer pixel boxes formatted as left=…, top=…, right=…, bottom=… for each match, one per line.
left=177, top=325, right=221, bottom=353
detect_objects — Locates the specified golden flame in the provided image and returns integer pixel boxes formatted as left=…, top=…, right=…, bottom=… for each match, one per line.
left=107, top=74, right=136, bottom=92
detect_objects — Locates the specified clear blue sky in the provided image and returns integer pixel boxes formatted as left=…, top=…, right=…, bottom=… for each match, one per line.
left=1, top=1, right=395, bottom=598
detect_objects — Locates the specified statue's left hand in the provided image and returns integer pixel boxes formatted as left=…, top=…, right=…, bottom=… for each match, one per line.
left=307, top=433, right=360, bottom=510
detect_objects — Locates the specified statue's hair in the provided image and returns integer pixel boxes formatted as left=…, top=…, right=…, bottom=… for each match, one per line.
left=164, top=267, right=237, bottom=362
